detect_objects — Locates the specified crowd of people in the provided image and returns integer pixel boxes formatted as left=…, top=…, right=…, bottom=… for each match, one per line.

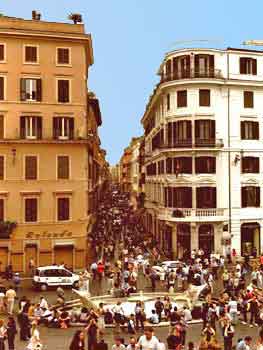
left=0, top=185, right=263, bottom=349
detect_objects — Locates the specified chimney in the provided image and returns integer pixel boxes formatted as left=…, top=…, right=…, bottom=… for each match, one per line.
left=32, top=10, right=41, bottom=21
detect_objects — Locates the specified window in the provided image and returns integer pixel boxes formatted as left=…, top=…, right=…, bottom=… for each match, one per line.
left=53, top=117, right=74, bottom=140
left=240, top=57, right=257, bottom=75
left=196, top=187, right=216, bottom=208
left=164, top=187, right=192, bottom=208
left=0, top=199, right=3, bottom=221
left=242, top=186, right=260, bottom=207
left=57, top=156, right=70, bottom=179
left=173, top=55, right=190, bottom=79
left=25, top=156, right=37, bottom=180
left=20, top=116, right=42, bottom=139
left=195, top=55, right=214, bottom=77
left=195, top=157, right=216, bottom=174
left=167, top=94, right=170, bottom=111
left=157, top=160, right=165, bottom=175
left=199, top=89, right=210, bottom=107
left=0, top=45, right=5, bottom=62
left=57, top=198, right=70, bottom=221
left=167, top=121, right=192, bottom=147
left=241, top=121, right=259, bottom=140
left=151, top=128, right=164, bottom=151
left=24, top=46, right=38, bottom=63
left=166, top=157, right=192, bottom=174
left=146, top=163, right=157, bottom=176
left=244, top=91, right=254, bottom=108
left=0, top=77, right=5, bottom=100
left=25, top=198, right=38, bottom=222
left=195, top=120, right=215, bottom=146
left=241, top=157, right=259, bottom=173
left=20, top=78, right=42, bottom=101
left=57, top=79, right=70, bottom=103
left=177, top=90, right=187, bottom=107
left=57, top=48, right=70, bottom=65
left=0, top=116, right=3, bottom=139
left=0, top=156, right=4, bottom=180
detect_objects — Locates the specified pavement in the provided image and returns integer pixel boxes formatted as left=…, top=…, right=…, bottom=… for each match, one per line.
left=0, top=271, right=259, bottom=349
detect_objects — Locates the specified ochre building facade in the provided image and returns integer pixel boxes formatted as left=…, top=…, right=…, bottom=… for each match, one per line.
left=0, top=14, right=96, bottom=273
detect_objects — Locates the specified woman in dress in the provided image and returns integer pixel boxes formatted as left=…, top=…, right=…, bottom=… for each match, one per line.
left=69, top=330, right=85, bottom=350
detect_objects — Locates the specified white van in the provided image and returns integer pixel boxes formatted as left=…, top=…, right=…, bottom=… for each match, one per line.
left=33, top=265, right=80, bottom=291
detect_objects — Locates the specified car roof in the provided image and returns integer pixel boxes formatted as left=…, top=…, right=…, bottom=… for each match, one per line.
left=36, top=265, right=66, bottom=271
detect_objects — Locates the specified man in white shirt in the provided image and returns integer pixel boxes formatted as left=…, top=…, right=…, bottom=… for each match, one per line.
left=228, top=296, right=238, bottom=324
left=137, top=327, right=159, bottom=350
left=5, top=287, right=16, bottom=315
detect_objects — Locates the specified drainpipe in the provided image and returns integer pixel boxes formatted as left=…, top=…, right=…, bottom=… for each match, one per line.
left=227, top=52, right=232, bottom=246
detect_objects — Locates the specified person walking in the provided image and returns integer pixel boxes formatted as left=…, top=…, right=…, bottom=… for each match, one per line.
left=223, top=321, right=234, bottom=350
left=5, top=287, right=16, bottom=315
left=6, top=317, right=16, bottom=350
left=85, top=319, right=98, bottom=350
left=69, top=330, right=85, bottom=350
left=0, top=320, right=6, bottom=350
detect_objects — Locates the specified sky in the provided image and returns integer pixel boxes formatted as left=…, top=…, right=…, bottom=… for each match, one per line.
left=1, top=0, right=263, bottom=164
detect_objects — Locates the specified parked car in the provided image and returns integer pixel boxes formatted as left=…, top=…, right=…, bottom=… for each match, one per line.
left=152, top=261, right=184, bottom=278
left=33, top=265, right=80, bottom=291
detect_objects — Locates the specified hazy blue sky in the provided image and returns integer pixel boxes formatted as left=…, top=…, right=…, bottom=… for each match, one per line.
left=1, top=0, right=263, bottom=164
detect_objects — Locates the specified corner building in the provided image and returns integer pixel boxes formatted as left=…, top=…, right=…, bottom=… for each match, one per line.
left=142, top=47, right=263, bottom=258
left=0, top=14, right=94, bottom=272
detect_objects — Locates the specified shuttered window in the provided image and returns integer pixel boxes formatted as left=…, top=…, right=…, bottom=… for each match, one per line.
left=195, top=157, right=216, bottom=174
left=242, top=186, right=260, bottom=207
left=167, top=94, right=170, bottom=111
left=0, top=77, right=5, bottom=100
left=240, top=57, right=257, bottom=75
left=0, top=45, right=5, bottom=62
left=25, top=198, right=37, bottom=222
left=20, top=78, right=42, bottom=101
left=25, top=46, right=38, bottom=63
left=164, top=187, right=192, bottom=208
left=244, top=91, right=254, bottom=108
left=57, top=48, right=70, bottom=64
left=195, top=120, right=215, bottom=146
left=53, top=117, right=74, bottom=139
left=242, top=157, right=259, bottom=173
left=57, top=198, right=70, bottom=221
left=20, top=116, right=42, bottom=139
left=199, top=89, right=210, bottom=107
left=25, top=156, right=37, bottom=180
left=177, top=90, right=187, bottom=107
left=0, top=116, right=3, bottom=139
left=241, top=121, right=259, bottom=140
left=196, top=187, right=216, bottom=208
left=57, top=156, right=69, bottom=179
left=0, top=156, right=4, bottom=180
left=57, top=80, right=70, bottom=103
left=0, top=199, right=4, bottom=221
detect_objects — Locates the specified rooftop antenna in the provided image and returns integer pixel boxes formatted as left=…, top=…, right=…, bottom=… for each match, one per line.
left=168, top=38, right=224, bottom=51
left=243, top=40, right=263, bottom=46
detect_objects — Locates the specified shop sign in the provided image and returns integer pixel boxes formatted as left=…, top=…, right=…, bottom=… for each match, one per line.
left=25, top=230, right=73, bottom=239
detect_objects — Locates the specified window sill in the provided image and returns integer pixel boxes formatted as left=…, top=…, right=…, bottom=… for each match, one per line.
left=23, top=62, right=39, bottom=65
left=56, top=64, right=72, bottom=68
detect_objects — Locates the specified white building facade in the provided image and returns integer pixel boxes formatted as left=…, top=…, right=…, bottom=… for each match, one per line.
left=142, top=47, right=263, bottom=258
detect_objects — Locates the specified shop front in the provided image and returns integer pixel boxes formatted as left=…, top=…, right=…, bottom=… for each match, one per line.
left=177, top=223, right=191, bottom=259
left=241, top=222, right=260, bottom=256
left=198, top=224, right=214, bottom=257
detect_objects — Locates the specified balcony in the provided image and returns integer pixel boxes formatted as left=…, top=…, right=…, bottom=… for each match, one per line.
left=160, top=69, right=223, bottom=83
left=158, top=208, right=226, bottom=222
left=159, top=138, right=224, bottom=150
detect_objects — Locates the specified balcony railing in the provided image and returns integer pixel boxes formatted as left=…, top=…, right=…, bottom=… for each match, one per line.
left=160, top=69, right=223, bottom=83
left=159, top=208, right=225, bottom=219
left=158, top=138, right=223, bottom=150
